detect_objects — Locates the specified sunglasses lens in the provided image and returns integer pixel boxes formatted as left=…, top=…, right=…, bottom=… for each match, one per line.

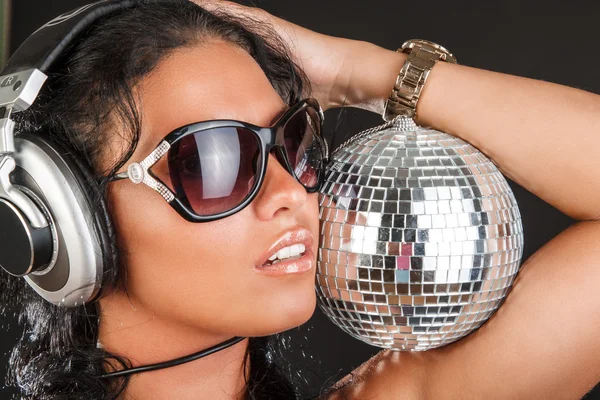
left=168, top=127, right=260, bottom=216
left=282, top=107, right=323, bottom=189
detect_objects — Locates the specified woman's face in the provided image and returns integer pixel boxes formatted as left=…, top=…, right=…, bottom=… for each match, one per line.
left=105, top=40, right=319, bottom=338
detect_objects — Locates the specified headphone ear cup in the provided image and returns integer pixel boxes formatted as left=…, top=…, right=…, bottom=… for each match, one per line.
left=11, top=133, right=114, bottom=307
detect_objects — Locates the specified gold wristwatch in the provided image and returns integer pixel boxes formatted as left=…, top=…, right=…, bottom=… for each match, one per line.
left=383, top=39, right=457, bottom=121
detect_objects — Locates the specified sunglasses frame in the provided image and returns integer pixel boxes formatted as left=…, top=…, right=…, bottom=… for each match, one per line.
left=110, top=98, right=328, bottom=223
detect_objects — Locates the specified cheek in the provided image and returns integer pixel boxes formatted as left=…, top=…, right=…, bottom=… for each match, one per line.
left=110, top=183, right=243, bottom=308
left=306, top=193, right=320, bottom=238
left=108, top=185, right=320, bottom=336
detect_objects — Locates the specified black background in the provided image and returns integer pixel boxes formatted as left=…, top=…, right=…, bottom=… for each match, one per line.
left=2, top=0, right=600, bottom=398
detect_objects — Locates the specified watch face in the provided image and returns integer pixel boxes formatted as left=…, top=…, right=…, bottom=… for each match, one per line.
left=401, top=39, right=457, bottom=64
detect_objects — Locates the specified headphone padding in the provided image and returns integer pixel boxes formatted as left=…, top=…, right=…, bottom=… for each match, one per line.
left=13, top=134, right=113, bottom=306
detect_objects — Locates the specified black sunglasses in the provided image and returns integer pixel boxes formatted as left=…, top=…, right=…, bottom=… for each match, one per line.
left=110, top=98, right=329, bottom=222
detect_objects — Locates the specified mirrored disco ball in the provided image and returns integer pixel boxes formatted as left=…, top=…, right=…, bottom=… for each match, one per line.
left=316, top=117, right=524, bottom=351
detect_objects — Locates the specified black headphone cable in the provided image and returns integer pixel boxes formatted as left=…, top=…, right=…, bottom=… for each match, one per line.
left=99, top=336, right=246, bottom=379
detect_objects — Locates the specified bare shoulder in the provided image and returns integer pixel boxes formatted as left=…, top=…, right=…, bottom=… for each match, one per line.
left=323, top=350, right=432, bottom=400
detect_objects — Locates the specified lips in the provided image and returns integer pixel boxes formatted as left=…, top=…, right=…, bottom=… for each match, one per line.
left=255, top=228, right=315, bottom=274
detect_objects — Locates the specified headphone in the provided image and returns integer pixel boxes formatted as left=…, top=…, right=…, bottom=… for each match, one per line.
left=0, top=2, right=247, bottom=377
left=0, top=0, right=178, bottom=307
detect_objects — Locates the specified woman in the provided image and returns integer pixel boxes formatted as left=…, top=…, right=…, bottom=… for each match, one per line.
left=1, top=0, right=599, bottom=399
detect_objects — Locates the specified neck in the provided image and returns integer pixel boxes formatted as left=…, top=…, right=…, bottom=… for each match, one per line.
left=98, top=291, right=249, bottom=400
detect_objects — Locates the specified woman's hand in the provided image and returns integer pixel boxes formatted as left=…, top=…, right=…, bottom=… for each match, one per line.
left=193, top=0, right=404, bottom=113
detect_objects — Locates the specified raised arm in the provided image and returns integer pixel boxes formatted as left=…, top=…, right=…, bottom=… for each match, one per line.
left=328, top=42, right=600, bottom=400
left=340, top=43, right=600, bottom=221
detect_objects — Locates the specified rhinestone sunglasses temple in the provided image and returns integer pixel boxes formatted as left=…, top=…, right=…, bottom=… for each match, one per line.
left=110, top=141, right=175, bottom=203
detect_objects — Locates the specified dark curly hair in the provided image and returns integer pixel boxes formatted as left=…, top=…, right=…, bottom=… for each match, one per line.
left=0, top=1, right=313, bottom=398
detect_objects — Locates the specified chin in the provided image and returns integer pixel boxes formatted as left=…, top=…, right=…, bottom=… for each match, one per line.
left=242, top=287, right=317, bottom=337
left=275, top=289, right=317, bottom=332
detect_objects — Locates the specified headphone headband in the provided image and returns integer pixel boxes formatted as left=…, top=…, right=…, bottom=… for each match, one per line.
left=0, top=0, right=177, bottom=116
left=3, top=0, right=163, bottom=76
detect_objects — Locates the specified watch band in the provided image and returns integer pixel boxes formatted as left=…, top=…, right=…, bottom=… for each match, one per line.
left=383, top=39, right=457, bottom=122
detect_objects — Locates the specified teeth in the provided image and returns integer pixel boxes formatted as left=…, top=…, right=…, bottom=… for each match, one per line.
left=268, top=243, right=306, bottom=263
left=277, top=246, right=291, bottom=260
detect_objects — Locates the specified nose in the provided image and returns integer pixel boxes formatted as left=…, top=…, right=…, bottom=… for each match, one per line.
left=252, top=150, right=307, bottom=221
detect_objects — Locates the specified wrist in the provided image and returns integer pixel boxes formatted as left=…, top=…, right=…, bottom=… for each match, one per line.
left=329, top=40, right=407, bottom=113
left=383, top=40, right=456, bottom=122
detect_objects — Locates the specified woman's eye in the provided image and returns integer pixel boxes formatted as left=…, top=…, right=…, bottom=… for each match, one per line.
left=182, top=156, right=200, bottom=175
